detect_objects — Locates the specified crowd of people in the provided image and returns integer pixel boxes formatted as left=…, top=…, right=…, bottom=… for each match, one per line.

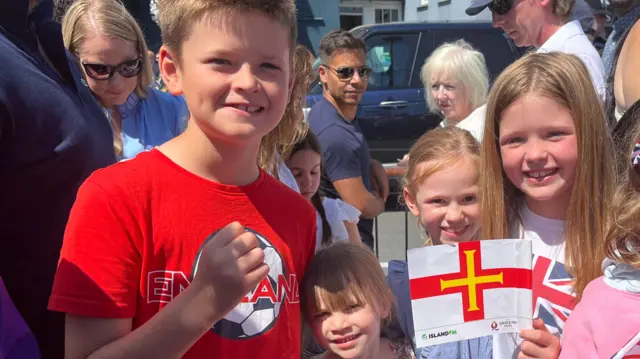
left=1, top=0, right=640, bottom=358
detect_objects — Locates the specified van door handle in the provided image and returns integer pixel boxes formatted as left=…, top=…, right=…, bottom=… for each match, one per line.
left=380, top=101, right=409, bottom=108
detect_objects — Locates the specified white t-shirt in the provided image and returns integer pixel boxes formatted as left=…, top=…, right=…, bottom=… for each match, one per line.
left=537, top=20, right=606, bottom=102
left=275, top=159, right=300, bottom=193
left=493, top=205, right=576, bottom=359
left=315, top=197, right=360, bottom=250
left=439, top=104, right=486, bottom=142
left=456, top=104, right=486, bottom=142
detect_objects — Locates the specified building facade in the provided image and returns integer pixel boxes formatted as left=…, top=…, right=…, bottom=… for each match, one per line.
left=404, top=0, right=491, bottom=23
left=122, top=0, right=406, bottom=56
left=298, top=0, right=405, bottom=55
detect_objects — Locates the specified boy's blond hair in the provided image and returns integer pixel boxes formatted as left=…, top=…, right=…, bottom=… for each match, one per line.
left=157, top=0, right=297, bottom=59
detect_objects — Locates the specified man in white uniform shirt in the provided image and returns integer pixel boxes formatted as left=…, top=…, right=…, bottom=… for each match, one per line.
left=466, top=0, right=605, bottom=102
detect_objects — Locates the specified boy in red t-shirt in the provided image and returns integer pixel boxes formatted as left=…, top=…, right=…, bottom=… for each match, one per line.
left=48, top=1, right=316, bottom=358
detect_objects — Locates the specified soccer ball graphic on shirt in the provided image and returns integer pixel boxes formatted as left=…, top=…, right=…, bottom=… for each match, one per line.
left=192, top=227, right=286, bottom=340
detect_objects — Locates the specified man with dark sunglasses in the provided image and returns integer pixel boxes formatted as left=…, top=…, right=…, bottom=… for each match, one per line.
left=0, top=1, right=114, bottom=358
left=308, top=30, right=388, bottom=250
left=466, top=0, right=605, bottom=102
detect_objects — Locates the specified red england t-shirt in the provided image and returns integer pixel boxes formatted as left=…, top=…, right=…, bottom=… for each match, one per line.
left=48, top=149, right=317, bottom=359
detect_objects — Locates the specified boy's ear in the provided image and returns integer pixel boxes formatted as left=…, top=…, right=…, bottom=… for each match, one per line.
left=158, top=45, right=184, bottom=96
left=403, top=187, right=420, bottom=218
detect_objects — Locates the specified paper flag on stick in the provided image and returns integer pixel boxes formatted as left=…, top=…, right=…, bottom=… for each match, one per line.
left=408, top=239, right=533, bottom=347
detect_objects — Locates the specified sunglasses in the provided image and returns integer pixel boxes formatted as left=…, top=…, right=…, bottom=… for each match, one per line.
left=80, top=57, right=143, bottom=80
left=489, top=0, right=512, bottom=15
left=323, top=65, right=372, bottom=81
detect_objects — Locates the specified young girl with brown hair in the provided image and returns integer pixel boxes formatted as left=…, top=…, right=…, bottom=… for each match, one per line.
left=479, top=52, right=616, bottom=359
left=286, top=131, right=361, bottom=249
left=301, top=242, right=415, bottom=359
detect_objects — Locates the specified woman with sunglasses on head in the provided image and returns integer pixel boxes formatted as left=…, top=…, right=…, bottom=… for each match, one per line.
left=62, top=0, right=188, bottom=160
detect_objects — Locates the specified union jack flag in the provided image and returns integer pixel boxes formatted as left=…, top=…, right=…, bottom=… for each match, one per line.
left=623, top=345, right=640, bottom=359
left=613, top=331, right=640, bottom=359
left=632, top=141, right=640, bottom=167
left=531, top=255, right=576, bottom=334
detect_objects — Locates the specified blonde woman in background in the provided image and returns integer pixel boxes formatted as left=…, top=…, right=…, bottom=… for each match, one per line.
left=398, top=40, right=489, bottom=165
left=421, top=39, right=489, bottom=141
left=63, top=0, right=188, bottom=160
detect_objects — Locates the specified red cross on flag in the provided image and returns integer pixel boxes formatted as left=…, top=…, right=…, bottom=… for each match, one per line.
left=408, top=239, right=533, bottom=347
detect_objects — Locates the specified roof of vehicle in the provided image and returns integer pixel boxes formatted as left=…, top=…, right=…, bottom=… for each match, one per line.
left=351, top=21, right=498, bottom=36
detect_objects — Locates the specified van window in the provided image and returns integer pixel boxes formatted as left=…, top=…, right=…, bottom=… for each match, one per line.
left=365, top=33, right=419, bottom=90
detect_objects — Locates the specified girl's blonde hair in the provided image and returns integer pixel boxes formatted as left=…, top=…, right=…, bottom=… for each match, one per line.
left=62, top=0, right=154, bottom=157
left=402, top=126, right=480, bottom=245
left=403, top=126, right=480, bottom=198
left=605, top=115, right=640, bottom=268
left=259, top=44, right=315, bottom=174
left=480, top=52, right=615, bottom=299
left=300, top=242, right=393, bottom=325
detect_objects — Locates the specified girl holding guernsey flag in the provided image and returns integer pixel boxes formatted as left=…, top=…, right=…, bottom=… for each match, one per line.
left=387, top=125, right=492, bottom=358
left=479, top=52, right=616, bottom=359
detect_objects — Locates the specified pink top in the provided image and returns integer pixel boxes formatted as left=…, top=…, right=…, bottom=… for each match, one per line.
left=560, top=277, right=640, bottom=359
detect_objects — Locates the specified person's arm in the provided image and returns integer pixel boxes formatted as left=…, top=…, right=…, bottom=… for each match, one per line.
left=320, top=127, right=385, bottom=219
left=343, top=221, right=361, bottom=244
left=333, top=178, right=385, bottom=219
left=65, top=283, right=217, bottom=359
left=621, top=22, right=640, bottom=108
left=557, top=281, right=598, bottom=359
left=64, top=222, right=267, bottom=359
left=370, top=159, right=389, bottom=202
left=49, top=180, right=267, bottom=359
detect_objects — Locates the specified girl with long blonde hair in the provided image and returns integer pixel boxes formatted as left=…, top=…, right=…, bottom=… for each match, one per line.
left=479, top=52, right=615, bottom=359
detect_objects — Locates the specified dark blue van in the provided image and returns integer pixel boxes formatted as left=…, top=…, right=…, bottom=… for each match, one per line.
left=305, top=21, right=523, bottom=164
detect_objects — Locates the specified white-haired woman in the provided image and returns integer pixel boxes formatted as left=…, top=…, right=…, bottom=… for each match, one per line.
left=63, top=0, right=188, bottom=160
left=398, top=40, right=488, bottom=165
left=422, top=39, right=489, bottom=141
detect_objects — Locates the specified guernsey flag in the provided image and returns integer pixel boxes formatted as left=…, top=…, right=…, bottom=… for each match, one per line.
left=408, top=239, right=533, bottom=347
